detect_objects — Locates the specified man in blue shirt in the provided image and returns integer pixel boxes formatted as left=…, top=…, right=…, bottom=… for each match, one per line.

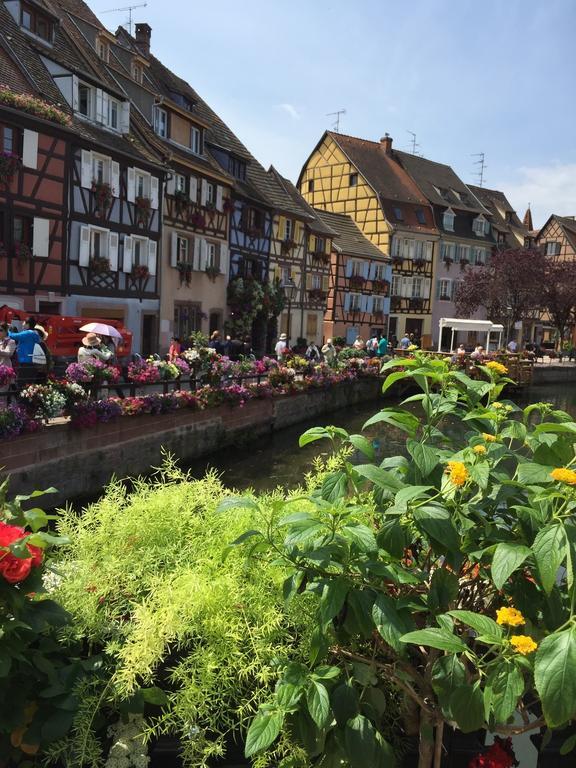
left=400, top=333, right=411, bottom=350
left=9, top=317, right=41, bottom=388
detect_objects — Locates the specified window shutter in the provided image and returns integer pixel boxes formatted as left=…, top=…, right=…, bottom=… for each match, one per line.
left=305, top=273, right=312, bottom=290
left=219, top=242, right=229, bottom=276
left=294, top=221, right=303, bottom=245
left=199, top=239, right=207, bottom=270
left=102, top=92, right=110, bottom=125
left=436, top=279, right=441, bottom=299
left=81, top=150, right=92, bottom=188
left=79, top=226, right=90, bottom=266
left=365, top=295, right=374, bottom=313
left=189, top=175, right=198, bottom=202
left=120, top=101, right=130, bottom=134
left=362, top=261, right=370, bottom=279
left=200, top=179, right=208, bottom=206
left=32, top=217, right=50, bottom=258
left=440, top=242, right=446, bottom=259
left=322, top=274, right=330, bottom=292
left=22, top=130, right=38, bottom=169
left=170, top=232, right=178, bottom=267
left=109, top=231, right=119, bottom=270
left=426, top=241, right=433, bottom=260
left=110, top=161, right=120, bottom=197
left=277, top=215, right=285, bottom=240
left=123, top=235, right=133, bottom=272
left=325, top=237, right=331, bottom=255
left=72, top=74, right=79, bottom=111
left=127, top=168, right=135, bottom=203
left=368, top=262, right=376, bottom=280
left=215, top=185, right=223, bottom=212
left=309, top=234, right=317, bottom=253
left=148, top=240, right=157, bottom=275
left=345, top=259, right=353, bottom=278
left=344, top=293, right=351, bottom=312
left=192, top=236, right=200, bottom=270
left=424, top=278, right=431, bottom=298
left=95, top=89, right=104, bottom=123
left=166, top=175, right=176, bottom=195
left=402, top=277, right=412, bottom=297
left=150, top=176, right=159, bottom=209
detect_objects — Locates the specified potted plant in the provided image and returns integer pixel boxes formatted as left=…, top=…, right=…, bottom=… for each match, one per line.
left=349, top=274, right=366, bottom=289
left=0, top=151, right=21, bottom=186
left=372, top=278, right=389, bottom=295
left=89, top=255, right=110, bottom=273
left=131, top=263, right=150, bottom=280
left=176, top=261, right=192, bottom=287
left=135, top=196, right=151, bottom=227
left=91, top=180, right=113, bottom=217
left=173, top=189, right=189, bottom=216
left=205, top=265, right=221, bottom=281
left=413, top=257, right=426, bottom=270
left=14, top=242, right=31, bottom=272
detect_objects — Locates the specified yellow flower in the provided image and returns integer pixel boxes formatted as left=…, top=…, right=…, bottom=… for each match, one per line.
left=445, top=461, right=468, bottom=487
left=510, top=635, right=538, bottom=655
left=492, top=402, right=503, bottom=410
left=496, top=607, right=525, bottom=627
left=473, top=445, right=487, bottom=455
left=486, top=361, right=508, bottom=375
left=550, top=468, right=576, bottom=486
left=482, top=433, right=498, bottom=442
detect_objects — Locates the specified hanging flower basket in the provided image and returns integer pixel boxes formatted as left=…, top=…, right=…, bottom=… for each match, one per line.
left=391, top=255, right=403, bottom=267
left=89, top=256, right=110, bottom=273
left=349, top=275, right=366, bottom=289
left=14, top=242, right=32, bottom=272
left=372, top=279, right=389, bottom=295
left=176, top=261, right=192, bottom=286
left=131, top=264, right=150, bottom=280
left=135, top=196, right=151, bottom=226
left=91, top=180, right=113, bottom=217
left=205, top=265, right=221, bottom=282
left=0, top=152, right=21, bottom=186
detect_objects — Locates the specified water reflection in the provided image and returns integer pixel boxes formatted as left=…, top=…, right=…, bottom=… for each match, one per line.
left=188, top=384, right=576, bottom=492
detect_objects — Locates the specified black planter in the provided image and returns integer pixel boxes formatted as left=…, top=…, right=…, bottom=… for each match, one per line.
left=402, top=728, right=486, bottom=768
left=532, top=725, right=576, bottom=768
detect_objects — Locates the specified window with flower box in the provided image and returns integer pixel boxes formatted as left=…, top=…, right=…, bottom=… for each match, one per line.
left=1, top=124, right=16, bottom=154
left=372, top=263, right=387, bottom=280
left=373, top=296, right=384, bottom=314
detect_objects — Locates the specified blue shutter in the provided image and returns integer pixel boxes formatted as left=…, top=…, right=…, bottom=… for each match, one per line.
left=344, top=293, right=351, bottom=312
left=362, top=261, right=370, bottom=279
left=345, top=260, right=353, bottom=278
left=365, top=295, right=374, bottom=313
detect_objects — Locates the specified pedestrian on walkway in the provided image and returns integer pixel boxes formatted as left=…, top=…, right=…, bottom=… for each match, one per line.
left=9, top=317, right=41, bottom=388
left=377, top=336, right=388, bottom=357
left=322, top=338, right=336, bottom=365
left=275, top=333, right=288, bottom=361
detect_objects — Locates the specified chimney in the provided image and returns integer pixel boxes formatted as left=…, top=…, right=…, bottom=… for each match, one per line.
left=134, top=23, right=152, bottom=56
left=380, top=133, right=393, bottom=154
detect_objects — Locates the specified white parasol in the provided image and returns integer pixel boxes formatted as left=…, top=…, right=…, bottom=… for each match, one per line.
left=79, top=322, right=123, bottom=340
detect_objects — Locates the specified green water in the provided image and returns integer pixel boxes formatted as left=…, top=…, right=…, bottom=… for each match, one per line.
left=189, top=384, right=576, bottom=492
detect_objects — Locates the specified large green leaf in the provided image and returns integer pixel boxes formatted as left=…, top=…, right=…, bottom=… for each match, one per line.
left=321, top=578, right=349, bottom=623
left=428, top=569, right=459, bottom=613
left=381, top=370, right=409, bottom=394
left=306, top=680, right=330, bottom=729
left=532, top=523, right=567, bottom=594
left=377, top=519, right=409, bottom=558
left=341, top=523, right=377, bottom=553
left=348, top=434, right=375, bottom=461
left=400, top=628, right=467, bottom=653
left=245, top=710, right=284, bottom=757
left=322, top=471, right=348, bottom=503
left=363, top=408, right=419, bottom=437
left=491, top=543, right=532, bottom=590
left=535, top=628, right=576, bottom=727
left=407, top=439, right=439, bottom=478
left=516, top=462, right=555, bottom=485
left=449, top=683, right=485, bottom=733
left=332, top=682, right=359, bottom=727
left=412, top=505, right=460, bottom=554
left=447, top=610, right=502, bottom=643
left=372, top=594, right=415, bottom=653
left=344, top=714, right=396, bottom=768
left=431, top=655, right=466, bottom=718
left=354, top=464, right=404, bottom=492
left=299, top=427, right=331, bottom=447
left=491, top=664, right=524, bottom=724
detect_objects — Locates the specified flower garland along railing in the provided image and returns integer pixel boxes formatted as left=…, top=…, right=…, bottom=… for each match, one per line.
left=0, top=87, right=71, bottom=126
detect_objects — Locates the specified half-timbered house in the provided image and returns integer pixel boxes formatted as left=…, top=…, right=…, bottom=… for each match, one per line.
left=467, top=186, right=527, bottom=250
left=313, top=209, right=392, bottom=344
left=298, top=131, right=438, bottom=347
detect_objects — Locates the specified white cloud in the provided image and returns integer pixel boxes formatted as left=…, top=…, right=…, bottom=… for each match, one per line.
left=496, top=163, right=576, bottom=230
left=276, top=103, right=301, bottom=121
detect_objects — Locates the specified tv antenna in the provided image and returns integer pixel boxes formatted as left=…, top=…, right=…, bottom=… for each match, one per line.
left=327, top=108, right=346, bottom=133
left=472, top=152, right=487, bottom=187
left=407, top=130, right=420, bottom=155
left=101, top=3, right=147, bottom=34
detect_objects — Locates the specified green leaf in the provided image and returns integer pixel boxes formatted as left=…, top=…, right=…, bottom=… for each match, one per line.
left=407, top=439, right=439, bottom=478
left=400, top=628, right=467, bottom=653
left=341, top=523, right=377, bottom=553
left=449, top=683, right=485, bottom=733
left=23, top=507, right=49, bottom=532
left=245, top=710, right=284, bottom=757
left=501, top=420, right=527, bottom=441
left=395, top=485, right=434, bottom=507
left=344, top=714, right=396, bottom=768
left=535, top=422, right=576, bottom=435
left=321, top=578, right=349, bottom=623
left=230, top=529, right=262, bottom=546
left=516, top=462, right=555, bottom=485
left=532, top=523, right=567, bottom=594
left=377, top=519, right=409, bottom=558
left=312, top=665, right=341, bottom=681
left=491, top=543, right=532, bottom=590
left=363, top=408, right=419, bottom=437
left=40, top=710, right=74, bottom=743
left=412, top=505, right=460, bottom=554
left=535, top=627, right=576, bottom=727
left=306, top=680, right=330, bottom=728
left=299, top=426, right=331, bottom=447
left=331, top=682, right=359, bottom=727
left=141, top=686, right=168, bottom=706
left=447, top=611, right=502, bottom=642
left=372, top=594, right=415, bottom=653
left=283, top=663, right=309, bottom=686
left=431, top=656, right=466, bottom=719
left=560, top=733, right=576, bottom=756
left=276, top=683, right=302, bottom=711
left=491, top=664, right=524, bottom=724
left=469, top=462, right=490, bottom=490
left=354, top=464, right=404, bottom=492
left=321, top=471, right=348, bottom=503
left=381, top=369, right=409, bottom=394
left=348, top=434, right=375, bottom=461
left=217, top=495, right=259, bottom=513
left=428, top=569, right=459, bottom=613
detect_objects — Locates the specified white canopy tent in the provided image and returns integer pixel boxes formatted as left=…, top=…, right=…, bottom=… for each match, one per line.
left=438, top=318, right=504, bottom=353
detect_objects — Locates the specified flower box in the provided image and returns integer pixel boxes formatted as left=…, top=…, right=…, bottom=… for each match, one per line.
left=443, top=257, right=453, bottom=267
left=391, top=255, right=403, bottom=267
left=409, top=297, right=424, bottom=310
left=89, top=256, right=110, bottom=274
left=191, top=211, right=206, bottom=228
left=173, top=189, right=189, bottom=215
left=176, top=261, right=193, bottom=286
left=311, top=251, right=330, bottom=265
left=205, top=265, right=221, bottom=281
left=91, top=180, right=113, bottom=217
left=135, top=196, right=151, bottom=226
left=308, top=289, right=327, bottom=303
left=280, top=239, right=296, bottom=254
left=413, top=258, right=426, bottom=270
left=349, top=275, right=366, bottom=289
left=14, top=242, right=31, bottom=271
left=131, top=264, right=150, bottom=280
left=0, top=86, right=71, bottom=126
left=372, top=279, right=389, bottom=295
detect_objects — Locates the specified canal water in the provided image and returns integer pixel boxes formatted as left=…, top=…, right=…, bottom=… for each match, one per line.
left=188, top=384, right=576, bottom=492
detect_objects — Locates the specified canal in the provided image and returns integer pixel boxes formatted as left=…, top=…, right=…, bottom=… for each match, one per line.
left=187, top=383, right=576, bottom=492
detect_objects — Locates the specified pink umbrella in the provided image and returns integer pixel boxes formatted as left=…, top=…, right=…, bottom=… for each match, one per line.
left=79, top=322, right=123, bottom=340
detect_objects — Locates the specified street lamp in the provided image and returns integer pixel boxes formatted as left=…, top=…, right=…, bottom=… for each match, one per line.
left=282, top=277, right=298, bottom=346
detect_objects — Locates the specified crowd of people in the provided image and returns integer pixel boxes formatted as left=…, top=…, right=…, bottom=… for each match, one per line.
left=273, top=330, right=419, bottom=364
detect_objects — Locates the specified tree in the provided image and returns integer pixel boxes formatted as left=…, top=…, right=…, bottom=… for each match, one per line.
left=454, top=248, right=545, bottom=341
left=540, top=260, right=576, bottom=348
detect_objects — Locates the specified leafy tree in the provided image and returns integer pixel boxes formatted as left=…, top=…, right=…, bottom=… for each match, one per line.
left=232, top=354, right=576, bottom=768
left=540, top=260, right=576, bottom=348
left=454, top=248, right=545, bottom=340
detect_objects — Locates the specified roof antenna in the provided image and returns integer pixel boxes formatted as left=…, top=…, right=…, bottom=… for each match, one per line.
left=472, top=152, right=487, bottom=187
left=326, top=108, right=346, bottom=133
left=407, top=130, right=420, bottom=155
left=101, top=3, right=147, bottom=35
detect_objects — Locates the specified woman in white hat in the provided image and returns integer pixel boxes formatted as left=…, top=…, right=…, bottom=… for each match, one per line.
left=78, top=332, right=113, bottom=364
left=275, top=333, right=288, bottom=361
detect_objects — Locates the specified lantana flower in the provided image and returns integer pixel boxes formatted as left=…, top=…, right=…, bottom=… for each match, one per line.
left=445, top=461, right=468, bottom=487
left=510, top=635, right=538, bottom=655
left=550, top=467, right=576, bottom=486
left=496, top=607, right=525, bottom=627
left=486, top=361, right=508, bottom=375
left=473, top=445, right=487, bottom=455
left=482, top=433, right=498, bottom=442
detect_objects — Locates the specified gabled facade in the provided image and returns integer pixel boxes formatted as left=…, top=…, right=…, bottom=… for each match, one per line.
left=535, top=214, right=576, bottom=262
left=298, top=131, right=438, bottom=347
left=467, top=185, right=527, bottom=250
left=313, top=209, right=392, bottom=344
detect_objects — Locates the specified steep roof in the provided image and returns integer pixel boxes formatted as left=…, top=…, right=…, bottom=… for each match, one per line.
left=268, top=166, right=337, bottom=236
left=523, top=207, right=534, bottom=231
left=313, top=209, right=388, bottom=260
left=555, top=215, right=576, bottom=251
left=468, top=184, right=527, bottom=244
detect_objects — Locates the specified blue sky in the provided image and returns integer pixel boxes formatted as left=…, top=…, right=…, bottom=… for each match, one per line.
left=93, top=0, right=576, bottom=228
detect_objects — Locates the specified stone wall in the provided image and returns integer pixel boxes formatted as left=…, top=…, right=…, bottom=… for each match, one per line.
left=0, top=380, right=382, bottom=506
left=532, top=365, right=576, bottom=386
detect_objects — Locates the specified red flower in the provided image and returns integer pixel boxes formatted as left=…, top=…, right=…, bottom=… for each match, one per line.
left=469, top=738, right=518, bottom=768
left=0, top=521, right=43, bottom=584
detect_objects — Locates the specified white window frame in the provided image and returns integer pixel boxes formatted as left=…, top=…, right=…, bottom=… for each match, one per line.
left=438, top=278, right=451, bottom=300
left=206, top=182, right=216, bottom=206
left=132, top=62, right=144, bottom=84
left=373, top=263, right=386, bottom=280
left=473, top=216, right=487, bottom=236
left=443, top=210, right=455, bottom=231
left=135, top=169, right=151, bottom=199
left=177, top=235, right=189, bottom=263
left=153, top=106, right=167, bottom=138
left=412, top=277, right=423, bottom=298
left=391, top=275, right=402, bottom=296
left=97, top=40, right=109, bottom=62
left=108, top=98, right=119, bottom=131
left=132, top=235, right=148, bottom=266
left=92, top=152, right=111, bottom=185
left=350, top=292, right=362, bottom=311
left=78, top=82, right=94, bottom=119
left=175, top=174, right=186, bottom=193
left=391, top=237, right=401, bottom=258
left=206, top=241, right=218, bottom=269
left=545, top=241, right=561, bottom=256
left=89, top=226, right=110, bottom=261
left=373, top=296, right=384, bottom=313
left=190, top=125, right=202, bottom=155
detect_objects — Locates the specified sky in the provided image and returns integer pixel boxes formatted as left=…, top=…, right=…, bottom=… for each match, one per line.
left=92, top=0, right=576, bottom=229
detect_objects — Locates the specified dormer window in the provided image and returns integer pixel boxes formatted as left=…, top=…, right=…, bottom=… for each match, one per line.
left=75, top=81, right=127, bottom=133
left=97, top=40, right=109, bottom=62
left=451, top=189, right=461, bottom=201
left=473, top=216, right=489, bottom=236
left=415, top=208, right=426, bottom=225
left=443, top=209, right=455, bottom=231
left=393, top=207, right=404, bottom=221
left=153, top=106, right=167, bottom=138
left=20, top=3, right=53, bottom=42
left=190, top=125, right=202, bottom=155
left=132, top=62, right=144, bottom=84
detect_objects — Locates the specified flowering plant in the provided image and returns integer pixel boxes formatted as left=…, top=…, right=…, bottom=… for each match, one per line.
left=135, top=196, right=151, bottom=226
left=219, top=383, right=253, bottom=408
left=468, top=737, right=518, bottom=768
left=172, top=357, right=191, bottom=377
left=148, top=358, right=180, bottom=381
left=0, top=151, right=21, bottom=185
left=0, top=86, right=71, bottom=125
left=65, top=360, right=120, bottom=384
left=131, top=264, right=150, bottom=280
left=127, top=359, right=160, bottom=385
left=68, top=398, right=123, bottom=429
left=19, top=384, right=66, bottom=420
left=267, top=365, right=296, bottom=387
left=227, top=277, right=265, bottom=336
left=0, top=403, right=36, bottom=439
left=0, top=364, right=16, bottom=387
left=235, top=352, right=576, bottom=768
left=91, top=180, right=113, bottom=216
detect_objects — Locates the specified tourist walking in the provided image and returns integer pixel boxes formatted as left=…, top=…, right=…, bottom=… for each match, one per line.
left=275, top=333, right=288, bottom=361
left=168, top=337, right=181, bottom=361
left=321, top=338, right=336, bottom=365
left=9, top=317, right=41, bottom=388
left=377, top=335, right=388, bottom=357
left=507, top=339, right=518, bottom=353
left=305, top=341, right=321, bottom=362
left=0, top=323, right=15, bottom=364
left=208, top=330, right=225, bottom=355
left=366, top=334, right=379, bottom=357
left=32, top=324, right=51, bottom=384
left=399, top=333, right=410, bottom=350
left=77, top=333, right=113, bottom=364
left=353, top=336, right=365, bottom=351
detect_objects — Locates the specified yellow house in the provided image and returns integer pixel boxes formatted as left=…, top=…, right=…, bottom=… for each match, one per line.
left=298, top=132, right=438, bottom=346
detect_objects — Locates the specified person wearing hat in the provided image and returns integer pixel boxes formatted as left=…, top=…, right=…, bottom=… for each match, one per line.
left=275, top=333, right=288, bottom=361
left=78, top=332, right=113, bottom=364
left=9, top=317, right=41, bottom=388
left=32, top=324, right=52, bottom=383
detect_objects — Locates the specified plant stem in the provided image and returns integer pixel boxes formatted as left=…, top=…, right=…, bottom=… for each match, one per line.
left=433, top=720, right=444, bottom=768
left=418, top=709, right=435, bottom=768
